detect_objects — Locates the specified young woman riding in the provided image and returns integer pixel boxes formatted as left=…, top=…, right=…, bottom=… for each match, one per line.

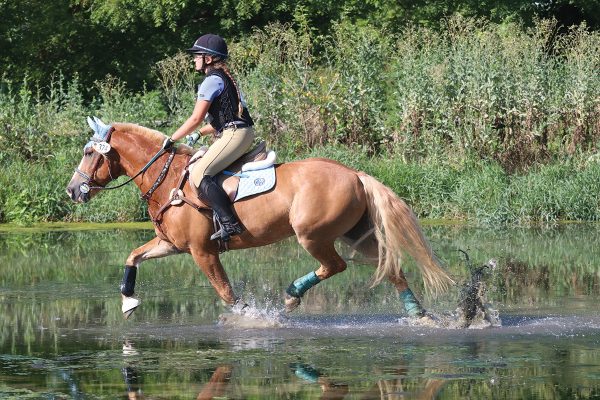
left=162, top=33, right=255, bottom=242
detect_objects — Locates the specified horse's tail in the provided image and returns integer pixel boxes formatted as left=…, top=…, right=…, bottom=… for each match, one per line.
left=358, top=173, right=454, bottom=295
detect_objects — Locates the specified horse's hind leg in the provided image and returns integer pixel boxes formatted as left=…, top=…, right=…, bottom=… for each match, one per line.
left=341, top=220, right=426, bottom=318
left=285, top=239, right=347, bottom=312
left=121, top=237, right=181, bottom=319
left=387, top=272, right=426, bottom=317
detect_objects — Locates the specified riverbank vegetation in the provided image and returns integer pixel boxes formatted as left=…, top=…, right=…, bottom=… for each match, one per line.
left=0, top=18, right=599, bottom=225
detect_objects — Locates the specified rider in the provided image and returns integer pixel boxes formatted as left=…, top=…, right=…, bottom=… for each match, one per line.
left=162, top=33, right=255, bottom=241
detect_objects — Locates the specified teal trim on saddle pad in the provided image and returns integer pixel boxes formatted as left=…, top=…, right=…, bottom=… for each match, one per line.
left=222, top=170, right=249, bottom=178
left=286, top=271, right=321, bottom=298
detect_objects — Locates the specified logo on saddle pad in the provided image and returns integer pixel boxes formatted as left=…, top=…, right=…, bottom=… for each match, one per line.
left=233, top=167, right=275, bottom=201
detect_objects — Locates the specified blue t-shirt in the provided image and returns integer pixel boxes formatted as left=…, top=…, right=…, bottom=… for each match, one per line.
left=197, top=75, right=247, bottom=105
left=197, top=75, right=224, bottom=102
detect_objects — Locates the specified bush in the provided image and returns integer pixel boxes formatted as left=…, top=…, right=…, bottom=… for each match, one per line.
left=1, top=17, right=599, bottom=225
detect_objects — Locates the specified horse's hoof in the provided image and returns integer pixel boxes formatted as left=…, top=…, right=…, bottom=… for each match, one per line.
left=409, top=312, right=443, bottom=328
left=122, top=297, right=140, bottom=319
left=285, top=294, right=301, bottom=313
left=122, top=341, right=138, bottom=356
left=231, top=300, right=250, bottom=314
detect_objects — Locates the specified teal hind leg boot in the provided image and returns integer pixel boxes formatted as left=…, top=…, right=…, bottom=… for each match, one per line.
left=400, top=288, right=426, bottom=317
left=284, top=271, right=321, bottom=312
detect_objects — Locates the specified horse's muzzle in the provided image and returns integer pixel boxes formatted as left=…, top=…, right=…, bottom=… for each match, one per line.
left=66, top=183, right=90, bottom=203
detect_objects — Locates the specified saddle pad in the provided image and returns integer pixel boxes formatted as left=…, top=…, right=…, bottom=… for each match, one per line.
left=234, top=166, right=276, bottom=201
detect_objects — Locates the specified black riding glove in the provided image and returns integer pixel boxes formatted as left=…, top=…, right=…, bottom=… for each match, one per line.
left=162, top=137, right=175, bottom=150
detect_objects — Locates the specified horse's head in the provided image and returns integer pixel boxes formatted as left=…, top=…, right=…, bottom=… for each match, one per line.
left=66, top=117, right=124, bottom=203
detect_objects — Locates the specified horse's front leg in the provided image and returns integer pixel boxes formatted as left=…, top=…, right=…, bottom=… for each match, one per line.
left=190, top=250, right=237, bottom=306
left=121, top=236, right=181, bottom=318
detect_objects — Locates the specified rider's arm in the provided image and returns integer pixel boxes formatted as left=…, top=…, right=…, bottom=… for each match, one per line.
left=198, top=121, right=217, bottom=137
left=170, top=75, right=223, bottom=141
left=170, top=100, right=211, bottom=141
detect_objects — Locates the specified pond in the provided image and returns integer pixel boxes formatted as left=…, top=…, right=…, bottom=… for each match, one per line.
left=1, top=223, right=599, bottom=399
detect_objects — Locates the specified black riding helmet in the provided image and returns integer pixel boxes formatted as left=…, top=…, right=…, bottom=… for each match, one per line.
left=187, top=34, right=228, bottom=59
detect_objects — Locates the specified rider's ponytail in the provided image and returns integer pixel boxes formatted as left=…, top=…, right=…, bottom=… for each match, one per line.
left=212, top=61, right=244, bottom=119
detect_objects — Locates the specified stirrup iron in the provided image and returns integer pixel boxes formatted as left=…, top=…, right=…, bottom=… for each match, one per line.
left=210, top=215, right=244, bottom=241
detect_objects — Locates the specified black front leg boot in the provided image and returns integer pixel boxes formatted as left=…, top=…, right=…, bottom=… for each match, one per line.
left=121, top=266, right=140, bottom=319
left=199, top=176, right=245, bottom=241
left=120, top=266, right=137, bottom=297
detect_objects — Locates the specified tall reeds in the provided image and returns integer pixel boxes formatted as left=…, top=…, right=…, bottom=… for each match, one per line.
left=0, top=17, right=598, bottom=224
left=232, top=17, right=599, bottom=167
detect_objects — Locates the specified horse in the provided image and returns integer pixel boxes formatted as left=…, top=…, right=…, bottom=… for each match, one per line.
left=66, top=118, right=454, bottom=321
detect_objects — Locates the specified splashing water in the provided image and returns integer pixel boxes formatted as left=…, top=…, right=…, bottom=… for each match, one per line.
left=407, top=259, right=502, bottom=329
left=448, top=258, right=502, bottom=329
left=218, top=299, right=287, bottom=328
left=219, top=259, right=502, bottom=331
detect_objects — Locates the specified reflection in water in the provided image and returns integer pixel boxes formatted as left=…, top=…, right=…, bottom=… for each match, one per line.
left=122, top=366, right=142, bottom=400
left=123, top=363, right=235, bottom=400
left=1, top=326, right=600, bottom=398
left=59, top=369, right=86, bottom=399
left=358, top=369, right=446, bottom=400
left=121, top=340, right=238, bottom=400
left=116, top=340, right=508, bottom=400
left=1, top=225, right=600, bottom=398
left=121, top=347, right=447, bottom=400
left=196, top=365, right=233, bottom=400
left=290, top=363, right=350, bottom=399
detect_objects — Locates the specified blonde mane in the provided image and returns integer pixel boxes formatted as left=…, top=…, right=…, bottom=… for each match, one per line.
left=112, top=122, right=196, bottom=155
left=113, top=122, right=165, bottom=142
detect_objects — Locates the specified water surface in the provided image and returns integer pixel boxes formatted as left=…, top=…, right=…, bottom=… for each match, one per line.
left=1, top=223, right=599, bottom=399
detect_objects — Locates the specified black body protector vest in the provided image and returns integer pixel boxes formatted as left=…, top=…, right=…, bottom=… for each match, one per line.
left=206, top=68, right=253, bottom=132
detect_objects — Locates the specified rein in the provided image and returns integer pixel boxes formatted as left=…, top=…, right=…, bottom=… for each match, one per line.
left=76, top=127, right=176, bottom=197
left=141, top=149, right=176, bottom=200
left=77, top=148, right=173, bottom=194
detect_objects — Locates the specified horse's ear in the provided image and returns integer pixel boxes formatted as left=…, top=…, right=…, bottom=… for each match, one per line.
left=93, top=117, right=110, bottom=132
left=86, top=116, right=111, bottom=140
left=87, top=116, right=97, bottom=132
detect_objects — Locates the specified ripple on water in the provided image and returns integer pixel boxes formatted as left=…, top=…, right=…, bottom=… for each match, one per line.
left=195, top=306, right=600, bottom=342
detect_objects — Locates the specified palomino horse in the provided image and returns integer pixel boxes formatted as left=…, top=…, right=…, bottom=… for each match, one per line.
left=66, top=119, right=454, bottom=320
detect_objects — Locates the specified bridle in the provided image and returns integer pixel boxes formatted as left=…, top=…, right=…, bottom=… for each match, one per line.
left=75, top=126, right=176, bottom=198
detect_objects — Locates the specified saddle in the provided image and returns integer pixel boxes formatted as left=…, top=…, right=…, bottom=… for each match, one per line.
left=167, top=141, right=276, bottom=209
left=189, top=141, right=276, bottom=201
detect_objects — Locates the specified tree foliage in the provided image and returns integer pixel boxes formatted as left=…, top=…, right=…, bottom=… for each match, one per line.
left=0, top=0, right=598, bottom=92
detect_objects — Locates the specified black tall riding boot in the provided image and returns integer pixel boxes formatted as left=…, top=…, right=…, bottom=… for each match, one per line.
left=199, top=176, right=244, bottom=241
